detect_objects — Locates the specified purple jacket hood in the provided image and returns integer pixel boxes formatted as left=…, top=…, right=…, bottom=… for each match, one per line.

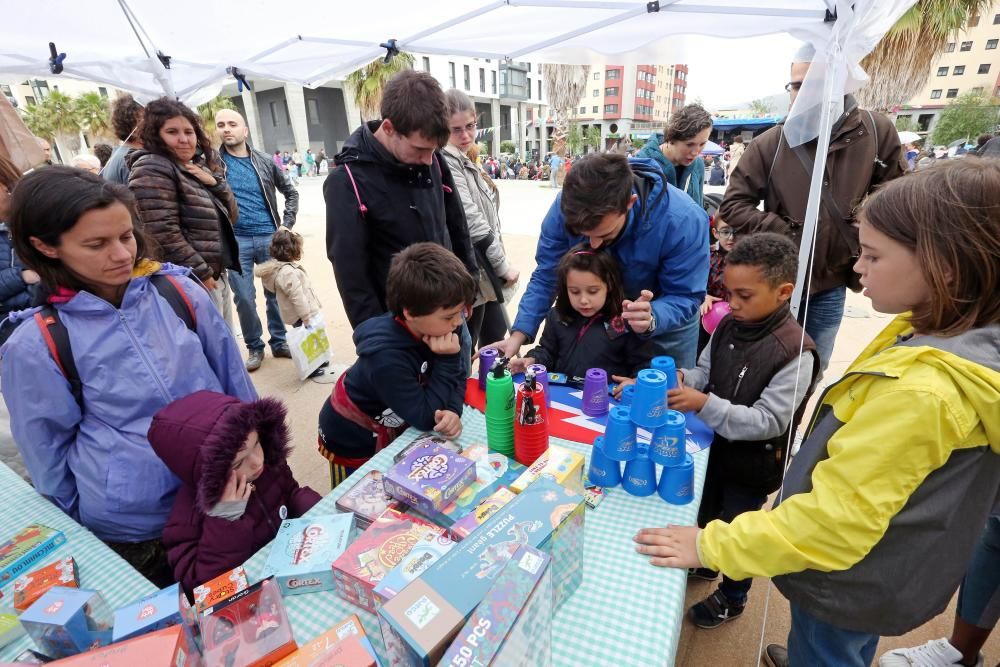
left=148, top=390, right=290, bottom=513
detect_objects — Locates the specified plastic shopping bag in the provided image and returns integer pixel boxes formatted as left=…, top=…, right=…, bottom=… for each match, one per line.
left=287, top=316, right=331, bottom=380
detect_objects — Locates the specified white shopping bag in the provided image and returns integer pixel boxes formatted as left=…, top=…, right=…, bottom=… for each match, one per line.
left=287, top=314, right=331, bottom=380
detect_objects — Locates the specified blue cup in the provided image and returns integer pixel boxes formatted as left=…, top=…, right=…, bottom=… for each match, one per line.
left=621, top=455, right=657, bottom=497
left=651, top=356, right=678, bottom=390
left=619, top=384, right=635, bottom=406
left=630, top=369, right=668, bottom=429
left=603, top=406, right=637, bottom=461
left=588, top=436, right=622, bottom=487
left=649, top=410, right=686, bottom=466
left=657, top=453, right=694, bottom=505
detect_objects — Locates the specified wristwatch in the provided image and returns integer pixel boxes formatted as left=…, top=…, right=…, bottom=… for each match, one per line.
left=647, top=312, right=657, bottom=334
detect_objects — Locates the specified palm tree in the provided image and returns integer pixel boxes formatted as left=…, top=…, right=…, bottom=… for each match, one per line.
left=31, top=91, right=82, bottom=156
left=74, top=92, right=112, bottom=142
left=22, top=101, right=56, bottom=145
left=542, top=64, right=591, bottom=157
left=346, top=53, right=415, bottom=123
left=858, top=0, right=993, bottom=111
left=749, top=98, right=773, bottom=116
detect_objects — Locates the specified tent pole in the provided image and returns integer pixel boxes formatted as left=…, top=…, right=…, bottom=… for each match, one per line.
left=116, top=0, right=176, bottom=98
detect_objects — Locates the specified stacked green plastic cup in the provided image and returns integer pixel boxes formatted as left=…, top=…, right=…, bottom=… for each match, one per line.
left=485, top=363, right=515, bottom=456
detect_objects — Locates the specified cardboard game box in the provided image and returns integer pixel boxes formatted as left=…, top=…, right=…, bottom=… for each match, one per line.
left=192, top=567, right=250, bottom=614
left=372, top=531, right=455, bottom=604
left=331, top=509, right=444, bottom=613
left=377, top=476, right=585, bottom=666
left=449, top=487, right=517, bottom=541
left=392, top=435, right=462, bottom=463
left=0, top=524, right=67, bottom=585
left=383, top=442, right=477, bottom=517
left=12, top=557, right=78, bottom=612
left=274, top=614, right=380, bottom=667
left=510, top=445, right=585, bottom=495
left=262, top=514, right=354, bottom=596
left=19, top=587, right=113, bottom=659
left=335, top=471, right=402, bottom=530
left=199, top=577, right=296, bottom=667
left=47, top=624, right=201, bottom=667
left=440, top=545, right=553, bottom=667
left=112, top=583, right=198, bottom=645
left=0, top=612, right=25, bottom=649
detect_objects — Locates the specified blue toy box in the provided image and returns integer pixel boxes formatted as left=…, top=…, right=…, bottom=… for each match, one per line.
left=112, top=583, right=198, bottom=645
left=261, top=514, right=355, bottom=596
left=19, top=587, right=113, bottom=658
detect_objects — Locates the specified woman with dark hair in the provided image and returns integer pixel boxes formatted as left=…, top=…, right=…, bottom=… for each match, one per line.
left=0, top=167, right=255, bottom=585
left=636, top=103, right=713, bottom=207
left=128, top=97, right=240, bottom=324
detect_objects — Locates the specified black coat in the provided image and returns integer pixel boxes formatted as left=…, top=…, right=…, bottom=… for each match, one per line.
left=525, top=309, right=652, bottom=379
left=324, top=122, right=477, bottom=329
left=0, top=225, right=31, bottom=317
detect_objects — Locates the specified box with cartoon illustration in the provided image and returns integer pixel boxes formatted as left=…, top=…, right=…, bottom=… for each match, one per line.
left=274, top=614, right=379, bottom=667
left=192, top=567, right=250, bottom=614
left=19, top=587, right=114, bottom=659
left=383, top=442, right=476, bottom=516
left=262, top=514, right=354, bottom=596
left=449, top=487, right=517, bottom=541
left=112, top=583, right=198, bottom=645
left=377, top=476, right=584, bottom=667
left=372, top=531, right=455, bottom=604
left=198, top=577, right=296, bottom=667
left=12, top=556, right=78, bottom=612
left=0, top=524, right=66, bottom=585
left=335, top=471, right=402, bottom=530
left=50, top=625, right=201, bottom=666
left=440, top=545, right=553, bottom=667
left=510, top=445, right=585, bottom=495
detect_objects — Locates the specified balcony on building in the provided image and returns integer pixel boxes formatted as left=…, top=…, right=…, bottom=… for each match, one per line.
left=499, top=61, right=530, bottom=101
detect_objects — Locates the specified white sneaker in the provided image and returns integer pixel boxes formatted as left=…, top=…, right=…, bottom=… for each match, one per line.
left=879, top=638, right=983, bottom=667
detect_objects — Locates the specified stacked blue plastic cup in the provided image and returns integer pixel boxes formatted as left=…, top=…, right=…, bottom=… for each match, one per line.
left=622, top=456, right=657, bottom=497
left=649, top=409, right=686, bottom=466
left=651, top=356, right=679, bottom=390
left=630, top=368, right=669, bottom=430
left=657, top=453, right=694, bottom=505
left=602, top=406, right=637, bottom=461
left=618, top=384, right=635, bottom=406
left=587, top=436, right=622, bottom=487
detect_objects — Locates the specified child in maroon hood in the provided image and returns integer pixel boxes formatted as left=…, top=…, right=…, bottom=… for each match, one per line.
left=149, top=390, right=321, bottom=594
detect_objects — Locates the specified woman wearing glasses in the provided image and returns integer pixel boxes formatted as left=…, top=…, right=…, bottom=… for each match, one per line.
left=441, top=89, right=519, bottom=349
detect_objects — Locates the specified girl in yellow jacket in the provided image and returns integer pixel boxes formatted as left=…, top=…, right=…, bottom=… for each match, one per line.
left=635, top=159, right=1000, bottom=667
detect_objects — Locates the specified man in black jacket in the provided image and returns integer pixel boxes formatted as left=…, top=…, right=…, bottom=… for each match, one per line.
left=216, top=109, right=300, bottom=371
left=324, top=70, right=477, bottom=330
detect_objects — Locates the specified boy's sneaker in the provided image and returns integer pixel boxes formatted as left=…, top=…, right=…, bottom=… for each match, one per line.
left=688, top=590, right=744, bottom=629
left=687, top=567, right=719, bottom=581
left=763, top=644, right=788, bottom=667
left=879, top=639, right=984, bottom=667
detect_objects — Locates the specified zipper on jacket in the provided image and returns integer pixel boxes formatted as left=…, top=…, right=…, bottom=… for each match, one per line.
left=119, top=311, right=173, bottom=404
left=254, top=491, right=277, bottom=533
left=733, top=363, right=750, bottom=397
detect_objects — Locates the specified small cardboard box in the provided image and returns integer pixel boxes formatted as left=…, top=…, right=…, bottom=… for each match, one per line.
left=440, top=545, right=553, bottom=667
left=262, top=514, right=354, bottom=596
left=199, top=577, right=296, bottom=667
left=274, top=614, right=380, bottom=667
left=19, top=587, right=113, bottom=659
left=510, top=445, right=585, bottom=495
left=372, top=531, right=455, bottom=604
left=192, top=567, right=249, bottom=614
left=416, top=445, right=524, bottom=529
left=0, top=524, right=67, bottom=585
left=335, top=471, right=402, bottom=530
left=112, top=583, right=198, bottom=645
left=47, top=625, right=201, bottom=666
left=0, top=612, right=25, bottom=649
left=449, top=487, right=517, bottom=541
left=331, top=509, right=444, bottom=613
left=12, top=557, right=78, bottom=612
left=384, top=443, right=477, bottom=516
left=377, top=477, right=585, bottom=666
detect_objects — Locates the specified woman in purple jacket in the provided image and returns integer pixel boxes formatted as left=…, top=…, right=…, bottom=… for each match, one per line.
left=148, top=391, right=321, bottom=594
left=0, top=168, right=255, bottom=585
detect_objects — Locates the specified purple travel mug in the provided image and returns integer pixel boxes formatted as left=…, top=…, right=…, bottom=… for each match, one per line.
left=582, top=368, right=610, bottom=417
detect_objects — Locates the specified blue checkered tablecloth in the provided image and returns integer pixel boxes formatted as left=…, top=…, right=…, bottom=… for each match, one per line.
left=243, top=408, right=708, bottom=667
left=0, top=463, right=157, bottom=661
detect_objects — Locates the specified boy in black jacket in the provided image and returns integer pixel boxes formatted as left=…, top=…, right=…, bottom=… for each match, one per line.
left=318, top=243, right=476, bottom=487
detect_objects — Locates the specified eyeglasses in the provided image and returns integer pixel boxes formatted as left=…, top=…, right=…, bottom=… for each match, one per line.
left=784, top=81, right=803, bottom=93
left=716, top=228, right=735, bottom=239
left=450, top=121, right=477, bottom=136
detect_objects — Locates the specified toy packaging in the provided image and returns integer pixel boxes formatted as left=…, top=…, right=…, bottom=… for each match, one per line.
left=583, top=485, right=607, bottom=509
left=111, top=583, right=197, bottom=645
left=440, top=545, right=553, bottom=667
left=262, top=514, right=354, bottom=596
left=449, top=487, right=517, bottom=541
left=19, top=587, right=113, bottom=659
left=372, top=531, right=455, bottom=604
left=335, top=471, right=402, bottom=530
left=275, top=614, right=380, bottom=667
left=377, top=476, right=585, bottom=666
left=192, top=566, right=250, bottom=614
left=384, top=442, right=477, bottom=517
left=47, top=625, right=201, bottom=666
left=393, top=435, right=462, bottom=463
left=11, top=649, right=49, bottom=665
left=510, top=445, right=585, bottom=495
left=199, top=577, right=296, bottom=667
left=12, top=557, right=78, bottom=612
left=0, top=612, right=25, bottom=649
left=0, top=524, right=67, bottom=585
left=331, top=508, right=444, bottom=613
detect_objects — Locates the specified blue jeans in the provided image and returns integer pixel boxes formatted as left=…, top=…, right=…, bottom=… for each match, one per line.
left=798, top=287, right=846, bottom=374
left=641, top=314, right=700, bottom=370
left=787, top=603, right=879, bottom=667
left=228, top=234, right=286, bottom=352
left=958, top=515, right=1000, bottom=628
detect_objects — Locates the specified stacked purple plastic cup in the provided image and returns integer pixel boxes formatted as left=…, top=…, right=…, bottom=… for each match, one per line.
left=478, top=347, right=499, bottom=391
left=527, top=363, right=550, bottom=407
left=581, top=368, right=610, bottom=417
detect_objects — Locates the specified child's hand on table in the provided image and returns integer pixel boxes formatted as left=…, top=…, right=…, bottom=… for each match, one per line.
left=610, top=375, right=635, bottom=399
left=433, top=410, right=463, bottom=439
left=633, top=526, right=703, bottom=568
left=667, top=384, right=708, bottom=413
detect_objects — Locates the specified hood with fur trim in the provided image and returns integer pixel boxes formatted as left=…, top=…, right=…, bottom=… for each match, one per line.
left=148, top=390, right=290, bottom=513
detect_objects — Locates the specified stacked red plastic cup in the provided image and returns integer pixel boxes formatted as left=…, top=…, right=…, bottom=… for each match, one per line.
left=514, top=379, right=549, bottom=466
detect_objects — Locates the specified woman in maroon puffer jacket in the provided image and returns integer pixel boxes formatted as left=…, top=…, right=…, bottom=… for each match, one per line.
left=148, top=390, right=321, bottom=594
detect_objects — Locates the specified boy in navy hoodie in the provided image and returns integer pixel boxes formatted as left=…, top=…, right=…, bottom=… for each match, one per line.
left=318, top=243, right=476, bottom=487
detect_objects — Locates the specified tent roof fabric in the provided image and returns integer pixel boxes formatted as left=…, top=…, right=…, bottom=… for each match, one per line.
left=712, top=116, right=784, bottom=130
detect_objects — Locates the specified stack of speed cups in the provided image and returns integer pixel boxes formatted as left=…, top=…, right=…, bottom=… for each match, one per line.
left=484, top=359, right=515, bottom=457
left=655, top=410, right=693, bottom=505
left=581, top=368, right=610, bottom=417
left=527, top=363, right=551, bottom=407
left=621, top=369, right=668, bottom=497
left=514, top=374, right=549, bottom=465
left=478, top=347, right=499, bottom=391
left=651, top=356, right=679, bottom=391
left=587, top=405, right=634, bottom=489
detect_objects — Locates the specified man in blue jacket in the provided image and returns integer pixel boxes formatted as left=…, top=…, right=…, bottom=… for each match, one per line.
left=493, top=153, right=708, bottom=368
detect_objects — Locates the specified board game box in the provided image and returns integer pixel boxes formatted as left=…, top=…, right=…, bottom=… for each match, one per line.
left=335, top=471, right=402, bottom=530
left=384, top=442, right=477, bottom=517
left=19, top=587, right=114, bottom=659
left=372, top=531, right=455, bottom=604
left=448, top=487, right=517, bottom=541
left=192, top=566, right=250, bottom=614
left=49, top=624, right=201, bottom=666
left=112, top=583, right=198, bottom=645
left=275, top=614, right=380, bottom=667
left=0, top=524, right=67, bottom=585
left=12, top=556, right=78, bottom=612
left=509, top=445, right=585, bottom=495
left=199, top=577, right=296, bottom=667
left=0, top=612, right=25, bottom=649
left=262, top=514, right=354, bottom=596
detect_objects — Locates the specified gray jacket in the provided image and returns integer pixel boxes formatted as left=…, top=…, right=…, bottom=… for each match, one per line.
left=219, top=144, right=299, bottom=229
